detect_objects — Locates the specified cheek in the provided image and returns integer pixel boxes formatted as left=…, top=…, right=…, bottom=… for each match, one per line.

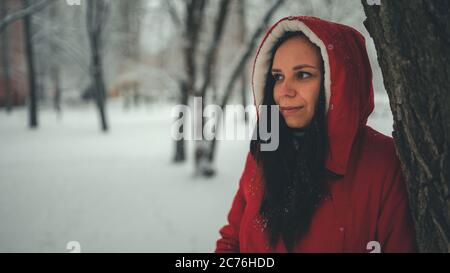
left=272, top=86, right=281, bottom=105
left=272, top=79, right=321, bottom=107
left=304, top=92, right=319, bottom=109
left=303, top=82, right=321, bottom=108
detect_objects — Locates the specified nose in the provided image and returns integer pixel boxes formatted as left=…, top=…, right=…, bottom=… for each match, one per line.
left=279, top=78, right=296, bottom=98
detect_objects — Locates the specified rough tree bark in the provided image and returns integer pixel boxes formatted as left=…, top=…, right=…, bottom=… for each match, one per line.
left=362, top=0, right=450, bottom=252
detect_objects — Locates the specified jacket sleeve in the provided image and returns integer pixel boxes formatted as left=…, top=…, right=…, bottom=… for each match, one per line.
left=215, top=152, right=253, bottom=253
left=376, top=162, right=418, bottom=253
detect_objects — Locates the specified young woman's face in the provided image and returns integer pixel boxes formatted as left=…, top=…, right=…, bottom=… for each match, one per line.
left=272, top=36, right=323, bottom=129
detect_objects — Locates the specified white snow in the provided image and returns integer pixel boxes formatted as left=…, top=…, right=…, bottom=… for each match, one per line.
left=0, top=97, right=392, bottom=252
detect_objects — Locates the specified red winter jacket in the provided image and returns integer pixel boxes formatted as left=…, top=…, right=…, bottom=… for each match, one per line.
left=215, top=16, right=417, bottom=253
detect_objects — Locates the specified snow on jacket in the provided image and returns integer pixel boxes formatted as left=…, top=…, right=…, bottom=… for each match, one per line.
left=215, top=16, right=417, bottom=253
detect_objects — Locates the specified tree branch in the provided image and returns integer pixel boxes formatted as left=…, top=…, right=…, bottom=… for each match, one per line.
left=0, top=0, right=56, bottom=33
left=220, top=0, right=284, bottom=109
left=207, top=0, right=285, bottom=162
left=198, top=0, right=231, bottom=98
left=165, top=0, right=181, bottom=27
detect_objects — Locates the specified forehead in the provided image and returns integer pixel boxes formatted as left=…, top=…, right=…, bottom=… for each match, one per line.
left=272, top=36, right=321, bottom=68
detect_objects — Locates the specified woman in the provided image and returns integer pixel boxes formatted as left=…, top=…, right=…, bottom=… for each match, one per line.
left=215, top=16, right=417, bottom=253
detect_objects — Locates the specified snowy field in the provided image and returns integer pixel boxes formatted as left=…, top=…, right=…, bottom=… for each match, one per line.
left=0, top=96, right=393, bottom=252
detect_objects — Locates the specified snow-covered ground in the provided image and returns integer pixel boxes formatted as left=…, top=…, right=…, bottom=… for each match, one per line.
left=0, top=96, right=392, bottom=252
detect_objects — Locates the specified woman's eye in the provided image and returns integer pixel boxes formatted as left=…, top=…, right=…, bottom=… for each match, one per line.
left=296, top=71, right=311, bottom=79
left=272, top=74, right=284, bottom=82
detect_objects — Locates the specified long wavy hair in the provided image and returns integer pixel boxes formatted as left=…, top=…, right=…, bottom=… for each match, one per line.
left=250, top=31, right=329, bottom=252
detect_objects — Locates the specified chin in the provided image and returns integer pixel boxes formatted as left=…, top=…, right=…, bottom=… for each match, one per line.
left=285, top=118, right=311, bottom=129
left=285, top=119, right=307, bottom=129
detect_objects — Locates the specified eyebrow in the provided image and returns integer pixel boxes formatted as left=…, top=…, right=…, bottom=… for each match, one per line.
left=271, top=64, right=318, bottom=72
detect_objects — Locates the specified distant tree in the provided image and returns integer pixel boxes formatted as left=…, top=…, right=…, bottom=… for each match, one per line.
left=0, top=0, right=55, bottom=33
left=167, top=0, right=285, bottom=177
left=22, top=0, right=38, bottom=128
left=207, top=0, right=285, bottom=170
left=0, top=0, right=12, bottom=113
left=171, top=0, right=208, bottom=164
left=86, top=0, right=110, bottom=132
left=194, top=0, right=232, bottom=176
left=117, top=0, right=143, bottom=108
left=237, top=0, right=249, bottom=122
left=49, top=2, right=61, bottom=115
left=0, top=0, right=56, bottom=122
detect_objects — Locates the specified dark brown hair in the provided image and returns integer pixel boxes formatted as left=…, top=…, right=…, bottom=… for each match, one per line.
left=250, top=31, right=328, bottom=252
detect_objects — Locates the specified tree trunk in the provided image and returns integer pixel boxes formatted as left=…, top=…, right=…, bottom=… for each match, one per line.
left=52, top=67, right=61, bottom=115
left=22, top=0, right=38, bottom=128
left=87, top=0, right=109, bottom=132
left=172, top=0, right=207, bottom=163
left=173, top=81, right=188, bottom=163
left=208, top=0, right=285, bottom=164
left=49, top=3, right=61, bottom=116
left=194, top=0, right=231, bottom=177
left=362, top=0, right=450, bottom=252
left=238, top=0, right=248, bottom=122
left=1, top=0, right=12, bottom=113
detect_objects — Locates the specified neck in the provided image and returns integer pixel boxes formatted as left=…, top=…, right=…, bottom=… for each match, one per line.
left=291, top=127, right=307, bottom=138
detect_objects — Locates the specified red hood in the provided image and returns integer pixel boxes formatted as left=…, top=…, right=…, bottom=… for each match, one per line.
left=252, top=16, right=374, bottom=175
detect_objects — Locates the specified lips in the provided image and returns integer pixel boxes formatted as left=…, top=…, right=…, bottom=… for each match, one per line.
left=280, top=106, right=304, bottom=115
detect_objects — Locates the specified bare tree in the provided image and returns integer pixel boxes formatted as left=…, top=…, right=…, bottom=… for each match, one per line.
left=194, top=0, right=232, bottom=176
left=117, top=0, right=143, bottom=108
left=164, top=0, right=181, bottom=27
left=362, top=0, right=450, bottom=252
left=237, top=0, right=249, bottom=122
left=0, top=0, right=12, bottom=113
left=86, top=0, right=110, bottom=132
left=173, top=0, right=208, bottom=163
left=22, top=0, right=38, bottom=128
left=0, top=0, right=56, bottom=33
left=207, top=0, right=285, bottom=165
left=169, top=0, right=284, bottom=176
left=48, top=2, right=61, bottom=115
left=166, top=0, right=233, bottom=176
left=1, top=0, right=57, bottom=121
left=197, top=0, right=231, bottom=99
